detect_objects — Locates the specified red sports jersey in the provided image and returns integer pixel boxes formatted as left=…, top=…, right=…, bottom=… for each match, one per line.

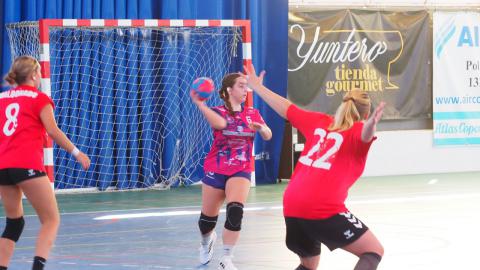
left=204, top=105, right=265, bottom=175
left=0, top=85, right=54, bottom=171
left=283, top=104, right=375, bottom=219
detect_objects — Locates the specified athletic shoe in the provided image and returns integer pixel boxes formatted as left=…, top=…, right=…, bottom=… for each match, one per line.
left=199, top=231, right=217, bottom=265
left=218, top=255, right=238, bottom=270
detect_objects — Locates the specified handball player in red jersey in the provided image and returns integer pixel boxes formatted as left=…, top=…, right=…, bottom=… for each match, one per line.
left=244, top=65, right=385, bottom=270
left=0, top=56, right=90, bottom=270
left=190, top=73, right=272, bottom=270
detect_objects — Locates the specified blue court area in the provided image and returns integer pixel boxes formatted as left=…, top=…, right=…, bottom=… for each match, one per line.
left=1, top=171, right=479, bottom=270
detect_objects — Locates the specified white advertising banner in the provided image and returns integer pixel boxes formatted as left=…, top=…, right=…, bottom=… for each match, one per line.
left=433, top=12, right=480, bottom=146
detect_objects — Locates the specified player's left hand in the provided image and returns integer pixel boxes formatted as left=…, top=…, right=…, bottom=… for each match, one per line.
left=248, top=122, right=265, bottom=132
left=243, top=64, right=265, bottom=90
left=371, top=102, right=386, bottom=124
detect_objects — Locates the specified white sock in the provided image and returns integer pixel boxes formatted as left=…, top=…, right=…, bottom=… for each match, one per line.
left=222, top=244, right=234, bottom=257
left=201, top=232, right=213, bottom=245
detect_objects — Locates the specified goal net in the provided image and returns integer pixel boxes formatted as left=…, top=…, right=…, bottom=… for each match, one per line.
left=6, top=19, right=250, bottom=191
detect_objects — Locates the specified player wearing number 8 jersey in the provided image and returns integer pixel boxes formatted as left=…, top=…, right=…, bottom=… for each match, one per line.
left=0, top=84, right=53, bottom=172
left=244, top=65, right=385, bottom=270
left=0, top=56, right=90, bottom=270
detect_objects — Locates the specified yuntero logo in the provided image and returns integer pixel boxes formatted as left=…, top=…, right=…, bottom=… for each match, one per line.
left=288, top=24, right=390, bottom=71
left=289, top=24, right=403, bottom=95
left=436, top=17, right=480, bottom=58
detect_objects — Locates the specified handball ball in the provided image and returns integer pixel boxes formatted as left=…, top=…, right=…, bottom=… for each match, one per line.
left=191, top=77, right=215, bottom=101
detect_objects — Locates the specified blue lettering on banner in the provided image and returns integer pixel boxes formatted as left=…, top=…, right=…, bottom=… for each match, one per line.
left=457, top=26, right=480, bottom=47
left=434, top=122, right=480, bottom=136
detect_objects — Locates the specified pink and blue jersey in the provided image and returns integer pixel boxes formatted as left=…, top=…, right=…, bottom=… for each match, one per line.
left=204, top=105, right=265, bottom=175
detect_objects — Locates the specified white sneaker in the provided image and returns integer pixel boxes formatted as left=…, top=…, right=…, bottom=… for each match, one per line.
left=218, top=255, right=238, bottom=270
left=199, top=231, right=217, bottom=265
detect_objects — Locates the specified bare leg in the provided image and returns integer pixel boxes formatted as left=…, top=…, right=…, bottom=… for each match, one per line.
left=342, top=230, right=384, bottom=270
left=0, top=185, right=23, bottom=267
left=18, top=176, right=60, bottom=260
left=201, top=183, right=225, bottom=224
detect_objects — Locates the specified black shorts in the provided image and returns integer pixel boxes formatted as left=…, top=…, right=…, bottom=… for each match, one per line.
left=285, top=211, right=369, bottom=257
left=0, top=168, right=47, bottom=185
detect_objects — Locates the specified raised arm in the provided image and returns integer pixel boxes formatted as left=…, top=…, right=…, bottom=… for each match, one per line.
left=190, top=90, right=227, bottom=130
left=361, top=102, right=385, bottom=142
left=244, top=65, right=291, bottom=119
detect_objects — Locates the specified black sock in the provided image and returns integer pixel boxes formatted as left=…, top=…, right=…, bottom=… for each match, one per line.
left=354, top=252, right=382, bottom=270
left=0, top=266, right=7, bottom=270
left=32, top=256, right=46, bottom=270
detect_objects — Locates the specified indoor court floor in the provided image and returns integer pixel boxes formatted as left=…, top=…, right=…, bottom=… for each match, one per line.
left=1, top=171, right=479, bottom=270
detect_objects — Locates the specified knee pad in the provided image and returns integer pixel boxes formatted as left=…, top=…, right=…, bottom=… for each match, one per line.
left=354, top=252, right=382, bottom=270
left=198, top=213, right=218, bottom=235
left=224, top=202, right=244, bottom=231
left=1, top=216, right=25, bottom=242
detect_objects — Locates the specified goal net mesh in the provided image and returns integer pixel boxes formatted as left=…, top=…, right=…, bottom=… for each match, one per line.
left=6, top=21, right=244, bottom=190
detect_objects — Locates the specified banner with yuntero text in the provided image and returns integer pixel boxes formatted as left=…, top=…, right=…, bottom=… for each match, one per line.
left=288, top=9, right=431, bottom=119
left=433, top=12, right=480, bottom=146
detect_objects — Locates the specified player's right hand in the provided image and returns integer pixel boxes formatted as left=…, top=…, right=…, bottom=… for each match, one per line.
left=190, top=90, right=204, bottom=106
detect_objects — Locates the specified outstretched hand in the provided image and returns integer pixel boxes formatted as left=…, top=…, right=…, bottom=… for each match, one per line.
left=361, top=101, right=386, bottom=142
left=243, top=64, right=266, bottom=90
left=371, top=102, right=386, bottom=124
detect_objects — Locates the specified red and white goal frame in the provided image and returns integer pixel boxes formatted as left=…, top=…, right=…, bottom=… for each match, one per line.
left=38, top=19, right=257, bottom=187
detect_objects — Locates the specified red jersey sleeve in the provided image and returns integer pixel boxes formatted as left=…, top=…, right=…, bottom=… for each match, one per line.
left=286, top=104, right=331, bottom=136
left=33, top=92, right=55, bottom=116
left=350, top=122, right=376, bottom=156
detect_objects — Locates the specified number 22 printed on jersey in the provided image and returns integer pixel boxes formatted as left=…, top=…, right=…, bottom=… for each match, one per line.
left=298, top=128, right=343, bottom=170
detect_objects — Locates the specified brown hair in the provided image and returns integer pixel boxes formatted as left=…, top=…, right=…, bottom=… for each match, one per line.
left=219, top=73, right=242, bottom=116
left=4, top=55, right=40, bottom=86
left=328, top=89, right=371, bottom=131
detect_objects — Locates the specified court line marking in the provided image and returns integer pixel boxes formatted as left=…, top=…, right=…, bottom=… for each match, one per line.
left=2, top=191, right=478, bottom=219
left=93, top=192, right=480, bottom=220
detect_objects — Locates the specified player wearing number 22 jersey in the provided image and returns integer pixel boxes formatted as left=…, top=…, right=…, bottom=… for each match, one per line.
left=0, top=85, right=54, bottom=171
left=283, top=104, right=375, bottom=219
left=245, top=64, right=384, bottom=270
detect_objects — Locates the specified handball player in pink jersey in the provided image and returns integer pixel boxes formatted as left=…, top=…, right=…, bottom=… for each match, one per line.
left=190, top=73, right=272, bottom=270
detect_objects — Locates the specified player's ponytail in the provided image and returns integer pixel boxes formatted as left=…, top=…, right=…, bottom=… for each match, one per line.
left=329, top=89, right=371, bottom=131
left=5, top=71, right=17, bottom=85
left=4, top=56, right=40, bottom=86
left=219, top=73, right=242, bottom=116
